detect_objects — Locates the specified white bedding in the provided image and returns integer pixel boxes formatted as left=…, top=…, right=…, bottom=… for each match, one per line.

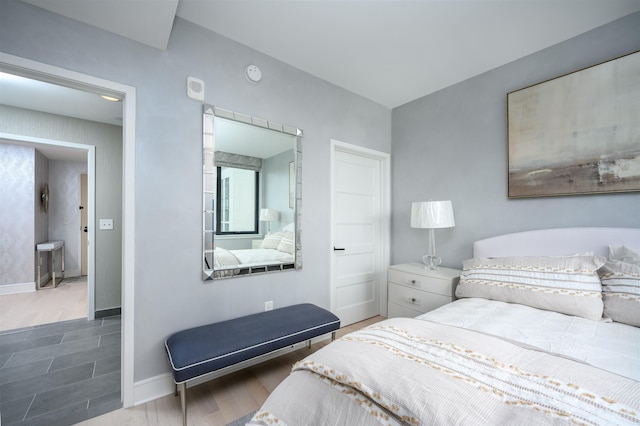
left=249, top=227, right=640, bottom=425
left=213, top=247, right=294, bottom=277
left=231, top=248, right=293, bottom=265
left=418, top=298, right=640, bottom=382
left=251, top=311, right=640, bottom=425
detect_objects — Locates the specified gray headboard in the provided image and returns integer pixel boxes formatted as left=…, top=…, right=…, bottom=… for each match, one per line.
left=473, top=227, right=640, bottom=258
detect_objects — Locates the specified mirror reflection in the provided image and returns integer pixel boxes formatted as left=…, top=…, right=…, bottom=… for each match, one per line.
left=203, top=105, right=302, bottom=280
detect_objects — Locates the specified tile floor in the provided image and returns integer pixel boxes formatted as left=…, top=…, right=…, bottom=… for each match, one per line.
left=0, top=315, right=122, bottom=425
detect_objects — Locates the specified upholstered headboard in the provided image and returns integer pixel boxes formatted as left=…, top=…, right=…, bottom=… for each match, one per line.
left=473, top=227, right=640, bottom=258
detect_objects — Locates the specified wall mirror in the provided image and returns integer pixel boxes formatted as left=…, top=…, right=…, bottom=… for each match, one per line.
left=203, top=105, right=302, bottom=280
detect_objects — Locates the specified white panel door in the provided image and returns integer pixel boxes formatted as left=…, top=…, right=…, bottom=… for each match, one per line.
left=331, top=142, right=388, bottom=326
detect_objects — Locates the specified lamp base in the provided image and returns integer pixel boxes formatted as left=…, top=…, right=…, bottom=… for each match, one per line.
left=422, top=255, right=441, bottom=270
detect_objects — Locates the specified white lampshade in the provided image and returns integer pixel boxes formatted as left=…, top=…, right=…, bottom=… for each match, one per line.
left=259, top=208, right=279, bottom=222
left=411, top=201, right=455, bottom=229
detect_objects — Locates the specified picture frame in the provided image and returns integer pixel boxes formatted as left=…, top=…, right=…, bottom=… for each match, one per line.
left=507, top=51, right=640, bottom=198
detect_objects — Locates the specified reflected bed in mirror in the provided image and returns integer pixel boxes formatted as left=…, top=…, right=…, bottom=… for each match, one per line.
left=203, top=105, right=303, bottom=280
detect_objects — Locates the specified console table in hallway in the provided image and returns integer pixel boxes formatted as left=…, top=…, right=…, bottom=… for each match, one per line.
left=36, top=240, right=65, bottom=289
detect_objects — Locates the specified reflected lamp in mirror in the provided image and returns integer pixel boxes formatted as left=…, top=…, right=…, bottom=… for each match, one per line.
left=260, top=208, right=279, bottom=233
left=411, top=200, right=455, bottom=269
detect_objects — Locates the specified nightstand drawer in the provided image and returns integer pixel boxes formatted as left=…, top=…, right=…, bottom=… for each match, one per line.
left=388, top=269, right=455, bottom=298
left=388, top=301, right=423, bottom=318
left=388, top=282, right=451, bottom=315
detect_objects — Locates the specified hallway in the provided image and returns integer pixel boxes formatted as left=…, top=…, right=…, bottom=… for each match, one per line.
left=0, top=277, right=87, bottom=332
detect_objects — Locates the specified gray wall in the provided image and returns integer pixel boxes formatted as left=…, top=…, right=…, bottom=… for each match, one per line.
left=391, top=12, right=640, bottom=269
left=0, top=0, right=390, bottom=382
left=263, top=149, right=295, bottom=231
left=0, top=106, right=123, bottom=310
left=0, top=144, right=36, bottom=286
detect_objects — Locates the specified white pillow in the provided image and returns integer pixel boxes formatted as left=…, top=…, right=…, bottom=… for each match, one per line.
left=277, top=231, right=295, bottom=254
left=600, top=259, right=640, bottom=327
left=455, top=255, right=605, bottom=320
left=609, top=245, right=640, bottom=266
left=261, top=232, right=283, bottom=249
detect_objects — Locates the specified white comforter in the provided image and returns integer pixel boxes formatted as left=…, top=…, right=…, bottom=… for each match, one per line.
left=231, top=248, right=293, bottom=265
left=213, top=247, right=294, bottom=278
left=250, top=300, right=640, bottom=425
left=419, top=298, right=640, bottom=382
left=214, top=247, right=293, bottom=268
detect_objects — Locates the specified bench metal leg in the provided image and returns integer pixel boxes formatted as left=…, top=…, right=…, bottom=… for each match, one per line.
left=332, top=331, right=336, bottom=341
left=178, top=382, right=187, bottom=426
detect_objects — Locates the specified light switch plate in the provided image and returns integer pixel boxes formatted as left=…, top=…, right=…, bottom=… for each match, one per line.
left=99, top=219, right=114, bottom=230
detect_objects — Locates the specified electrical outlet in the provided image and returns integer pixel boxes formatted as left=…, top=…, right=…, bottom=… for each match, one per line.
left=99, top=219, right=114, bottom=230
left=265, top=301, right=273, bottom=311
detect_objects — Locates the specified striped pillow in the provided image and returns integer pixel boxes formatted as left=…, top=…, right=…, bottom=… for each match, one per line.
left=261, top=232, right=283, bottom=249
left=455, top=255, right=605, bottom=320
left=277, top=231, right=295, bottom=255
left=600, top=260, right=640, bottom=327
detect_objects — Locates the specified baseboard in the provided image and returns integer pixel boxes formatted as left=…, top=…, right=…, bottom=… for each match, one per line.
left=0, top=282, right=36, bottom=295
left=132, top=334, right=332, bottom=406
left=95, top=307, right=121, bottom=318
left=63, top=269, right=81, bottom=278
left=133, top=373, right=175, bottom=406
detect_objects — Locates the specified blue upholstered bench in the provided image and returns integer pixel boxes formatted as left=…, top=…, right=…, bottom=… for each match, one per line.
left=165, top=303, right=340, bottom=425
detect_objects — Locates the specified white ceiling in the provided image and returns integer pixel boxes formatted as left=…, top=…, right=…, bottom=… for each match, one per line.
left=3, top=0, right=639, bottom=161
left=18, top=0, right=640, bottom=109
left=0, top=71, right=124, bottom=126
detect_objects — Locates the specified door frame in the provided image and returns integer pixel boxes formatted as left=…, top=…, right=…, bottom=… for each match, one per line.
left=0, top=52, right=137, bottom=408
left=330, top=139, right=390, bottom=319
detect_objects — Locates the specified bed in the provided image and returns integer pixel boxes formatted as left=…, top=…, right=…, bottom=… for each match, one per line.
left=249, top=227, right=640, bottom=425
left=213, top=231, right=295, bottom=278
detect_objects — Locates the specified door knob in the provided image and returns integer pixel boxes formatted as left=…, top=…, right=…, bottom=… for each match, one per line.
left=333, top=247, right=345, bottom=251
left=83, top=226, right=88, bottom=233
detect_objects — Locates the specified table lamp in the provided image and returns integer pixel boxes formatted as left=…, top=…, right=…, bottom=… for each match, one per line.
left=411, top=201, right=455, bottom=269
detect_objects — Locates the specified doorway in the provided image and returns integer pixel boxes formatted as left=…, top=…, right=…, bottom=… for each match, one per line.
left=0, top=136, right=94, bottom=326
left=330, top=140, right=390, bottom=326
left=0, top=52, right=136, bottom=407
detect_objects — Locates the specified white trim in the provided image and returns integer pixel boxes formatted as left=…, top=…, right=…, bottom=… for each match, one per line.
left=0, top=52, right=136, bottom=408
left=329, top=140, right=391, bottom=320
left=86, top=146, right=96, bottom=320
left=121, top=78, right=136, bottom=409
left=64, top=270, right=82, bottom=278
left=0, top=282, right=35, bottom=295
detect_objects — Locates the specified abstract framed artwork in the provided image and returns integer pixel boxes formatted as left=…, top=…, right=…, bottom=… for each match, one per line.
left=507, top=51, right=640, bottom=198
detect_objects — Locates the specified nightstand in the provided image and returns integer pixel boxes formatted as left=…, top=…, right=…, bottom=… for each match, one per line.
left=387, top=263, right=461, bottom=318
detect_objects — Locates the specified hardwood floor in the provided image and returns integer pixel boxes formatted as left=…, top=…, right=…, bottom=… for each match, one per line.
left=0, top=277, right=87, bottom=332
left=78, top=316, right=385, bottom=426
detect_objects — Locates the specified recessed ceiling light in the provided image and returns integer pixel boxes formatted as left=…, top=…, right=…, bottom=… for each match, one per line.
left=100, top=94, right=121, bottom=102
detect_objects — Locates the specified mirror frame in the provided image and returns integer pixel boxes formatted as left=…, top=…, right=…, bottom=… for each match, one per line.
left=203, top=104, right=303, bottom=280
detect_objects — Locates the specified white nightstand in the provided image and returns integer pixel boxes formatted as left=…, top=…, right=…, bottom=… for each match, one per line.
left=387, top=263, right=461, bottom=318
